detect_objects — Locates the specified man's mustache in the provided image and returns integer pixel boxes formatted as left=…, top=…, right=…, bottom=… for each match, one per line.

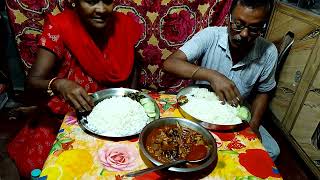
left=232, top=35, right=247, bottom=44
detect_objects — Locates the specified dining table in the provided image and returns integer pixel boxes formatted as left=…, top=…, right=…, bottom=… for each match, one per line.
left=40, top=92, right=283, bottom=180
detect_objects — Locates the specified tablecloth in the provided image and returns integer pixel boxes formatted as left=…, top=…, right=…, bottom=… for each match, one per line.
left=40, top=93, right=282, bottom=180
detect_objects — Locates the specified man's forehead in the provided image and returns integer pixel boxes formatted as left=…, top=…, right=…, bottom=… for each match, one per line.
left=231, top=4, right=267, bottom=24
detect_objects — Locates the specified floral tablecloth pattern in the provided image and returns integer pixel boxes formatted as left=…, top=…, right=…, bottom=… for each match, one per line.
left=41, top=93, right=282, bottom=180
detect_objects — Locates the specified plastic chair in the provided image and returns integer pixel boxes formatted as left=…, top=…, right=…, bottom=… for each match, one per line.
left=275, top=31, right=295, bottom=81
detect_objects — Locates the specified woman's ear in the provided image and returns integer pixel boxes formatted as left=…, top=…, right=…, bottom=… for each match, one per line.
left=67, top=0, right=76, bottom=9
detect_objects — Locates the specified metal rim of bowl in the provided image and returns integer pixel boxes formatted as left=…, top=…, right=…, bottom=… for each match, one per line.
left=77, top=88, right=160, bottom=138
left=176, top=84, right=244, bottom=131
left=138, top=117, right=218, bottom=173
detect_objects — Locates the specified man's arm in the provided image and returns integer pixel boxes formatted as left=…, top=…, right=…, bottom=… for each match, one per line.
left=249, top=92, right=269, bottom=139
left=164, top=50, right=227, bottom=88
left=249, top=42, right=278, bottom=138
left=164, top=50, right=241, bottom=105
left=164, top=50, right=211, bottom=80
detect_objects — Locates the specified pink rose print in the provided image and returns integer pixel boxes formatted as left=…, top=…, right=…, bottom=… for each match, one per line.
left=65, top=114, right=78, bottom=125
left=162, top=10, right=196, bottom=44
left=99, top=143, right=139, bottom=171
left=142, top=45, right=162, bottom=65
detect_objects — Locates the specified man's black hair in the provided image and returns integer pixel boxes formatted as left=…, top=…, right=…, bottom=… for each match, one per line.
left=230, top=0, right=273, bottom=15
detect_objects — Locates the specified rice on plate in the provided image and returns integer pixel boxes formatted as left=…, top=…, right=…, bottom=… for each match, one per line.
left=86, top=96, right=150, bottom=137
left=180, top=88, right=243, bottom=125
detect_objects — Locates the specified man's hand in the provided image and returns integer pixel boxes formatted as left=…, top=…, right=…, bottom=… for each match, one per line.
left=249, top=93, right=269, bottom=141
left=52, top=79, right=94, bottom=112
left=207, top=70, right=242, bottom=106
left=250, top=121, right=262, bottom=140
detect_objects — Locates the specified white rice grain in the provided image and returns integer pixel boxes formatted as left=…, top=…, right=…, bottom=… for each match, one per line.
left=181, top=88, right=242, bottom=125
left=86, top=96, right=149, bottom=136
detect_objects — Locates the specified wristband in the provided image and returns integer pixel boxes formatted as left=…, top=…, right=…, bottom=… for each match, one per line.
left=191, top=66, right=201, bottom=79
left=47, top=77, right=59, bottom=96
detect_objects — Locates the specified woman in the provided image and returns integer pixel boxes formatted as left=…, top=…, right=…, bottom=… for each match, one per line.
left=7, top=0, right=142, bottom=177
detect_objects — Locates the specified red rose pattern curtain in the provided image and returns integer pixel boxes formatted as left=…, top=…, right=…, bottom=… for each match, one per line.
left=5, top=0, right=232, bottom=92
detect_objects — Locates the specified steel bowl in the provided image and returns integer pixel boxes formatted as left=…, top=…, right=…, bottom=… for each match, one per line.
left=139, top=117, right=217, bottom=173
left=77, top=88, right=160, bottom=138
left=177, top=84, right=245, bottom=131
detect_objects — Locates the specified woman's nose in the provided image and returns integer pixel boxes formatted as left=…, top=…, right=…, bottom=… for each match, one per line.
left=95, top=1, right=112, bottom=14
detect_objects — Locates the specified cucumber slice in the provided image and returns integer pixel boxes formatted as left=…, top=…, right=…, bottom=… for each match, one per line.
left=237, top=106, right=251, bottom=122
left=143, top=102, right=155, bottom=114
left=140, top=98, right=151, bottom=105
left=147, top=112, right=156, bottom=118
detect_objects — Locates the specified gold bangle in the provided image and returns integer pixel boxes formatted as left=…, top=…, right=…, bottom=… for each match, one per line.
left=191, top=66, right=201, bottom=79
left=47, top=77, right=59, bottom=96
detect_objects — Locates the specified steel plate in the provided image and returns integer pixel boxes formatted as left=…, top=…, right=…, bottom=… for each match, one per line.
left=77, top=88, right=160, bottom=137
left=177, top=84, right=246, bottom=131
left=139, top=117, right=217, bottom=173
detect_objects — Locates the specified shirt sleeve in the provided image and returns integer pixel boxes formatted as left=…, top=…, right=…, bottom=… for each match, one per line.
left=37, top=15, right=65, bottom=60
left=257, top=44, right=278, bottom=92
left=179, top=27, right=217, bottom=63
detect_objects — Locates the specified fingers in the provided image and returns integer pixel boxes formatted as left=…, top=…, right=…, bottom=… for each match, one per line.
left=211, top=83, right=227, bottom=104
left=78, top=95, right=92, bottom=112
left=65, top=88, right=93, bottom=112
left=221, top=89, right=238, bottom=107
left=57, top=80, right=94, bottom=112
left=68, top=94, right=91, bottom=112
left=224, top=89, right=234, bottom=105
left=81, top=91, right=94, bottom=107
left=217, top=90, right=239, bottom=106
left=216, top=90, right=226, bottom=104
left=228, top=87, right=240, bottom=107
left=68, top=95, right=84, bottom=112
left=229, top=85, right=242, bottom=106
left=211, top=80, right=242, bottom=107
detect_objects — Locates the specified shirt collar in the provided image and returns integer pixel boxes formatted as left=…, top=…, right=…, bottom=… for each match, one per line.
left=218, top=28, right=229, bottom=51
left=233, top=38, right=261, bottom=68
left=218, top=28, right=231, bottom=61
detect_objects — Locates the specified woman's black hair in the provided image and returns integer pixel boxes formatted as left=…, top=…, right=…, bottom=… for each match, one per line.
left=230, top=0, right=273, bottom=15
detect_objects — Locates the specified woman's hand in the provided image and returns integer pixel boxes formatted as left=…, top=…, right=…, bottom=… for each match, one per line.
left=52, top=79, right=94, bottom=112
left=207, top=70, right=242, bottom=106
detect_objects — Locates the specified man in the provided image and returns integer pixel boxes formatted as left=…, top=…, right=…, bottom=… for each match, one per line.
left=163, top=0, right=280, bottom=161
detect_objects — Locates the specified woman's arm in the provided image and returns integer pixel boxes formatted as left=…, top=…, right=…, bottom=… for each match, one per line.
left=27, top=48, right=93, bottom=112
left=26, top=48, right=57, bottom=91
left=129, top=50, right=141, bottom=89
